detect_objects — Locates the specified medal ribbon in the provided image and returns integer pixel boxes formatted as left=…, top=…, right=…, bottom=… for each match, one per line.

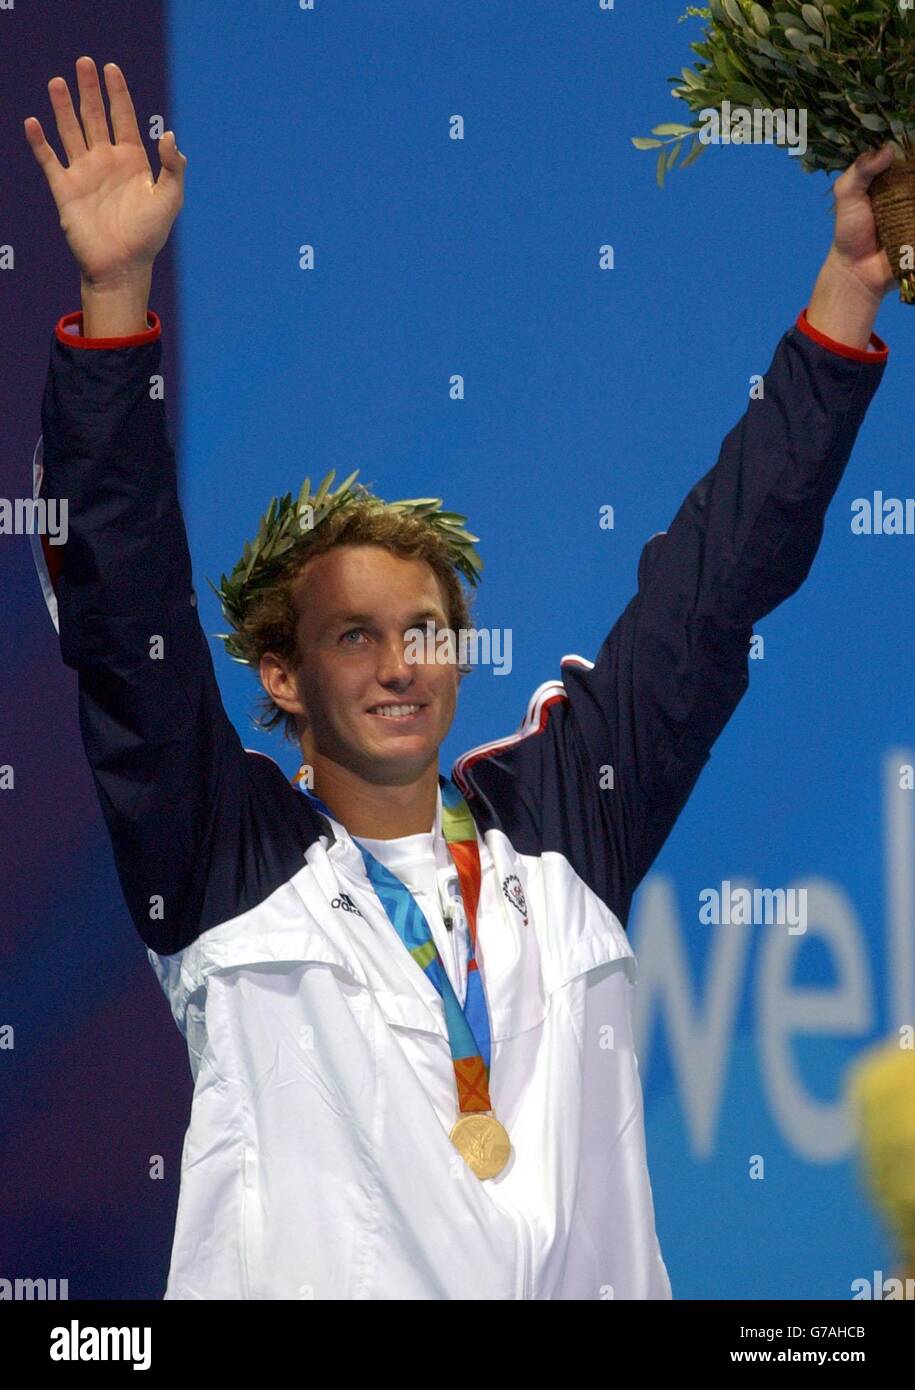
left=292, top=770, right=494, bottom=1115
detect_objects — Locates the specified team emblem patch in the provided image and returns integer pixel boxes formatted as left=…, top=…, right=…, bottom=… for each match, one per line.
left=501, top=874, right=529, bottom=927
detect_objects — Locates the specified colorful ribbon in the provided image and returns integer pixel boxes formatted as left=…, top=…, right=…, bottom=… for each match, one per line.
left=293, top=769, right=495, bottom=1114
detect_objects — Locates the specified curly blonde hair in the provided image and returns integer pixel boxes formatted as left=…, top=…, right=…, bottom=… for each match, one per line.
left=227, top=499, right=477, bottom=743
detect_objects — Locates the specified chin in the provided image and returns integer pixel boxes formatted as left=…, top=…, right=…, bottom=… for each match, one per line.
left=359, top=738, right=440, bottom=780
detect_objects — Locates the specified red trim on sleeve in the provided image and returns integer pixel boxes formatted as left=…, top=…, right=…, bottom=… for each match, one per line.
left=54, top=309, right=161, bottom=349
left=40, top=529, right=64, bottom=596
left=795, top=306, right=888, bottom=363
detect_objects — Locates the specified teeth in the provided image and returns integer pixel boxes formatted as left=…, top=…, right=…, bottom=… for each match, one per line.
left=372, top=704, right=421, bottom=718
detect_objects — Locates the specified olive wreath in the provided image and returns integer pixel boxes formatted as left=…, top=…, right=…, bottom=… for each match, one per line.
left=207, top=469, right=484, bottom=664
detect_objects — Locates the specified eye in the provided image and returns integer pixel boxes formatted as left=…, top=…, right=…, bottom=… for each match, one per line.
left=340, top=627, right=368, bottom=645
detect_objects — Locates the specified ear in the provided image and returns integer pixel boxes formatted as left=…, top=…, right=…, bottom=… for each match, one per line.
left=259, top=651, right=307, bottom=720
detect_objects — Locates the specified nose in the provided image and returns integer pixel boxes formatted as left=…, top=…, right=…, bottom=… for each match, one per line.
left=375, top=633, right=416, bottom=688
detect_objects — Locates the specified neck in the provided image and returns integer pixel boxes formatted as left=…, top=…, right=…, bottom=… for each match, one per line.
left=302, top=751, right=440, bottom=839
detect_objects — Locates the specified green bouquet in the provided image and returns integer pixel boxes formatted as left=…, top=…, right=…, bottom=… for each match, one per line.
left=633, top=1, right=915, bottom=302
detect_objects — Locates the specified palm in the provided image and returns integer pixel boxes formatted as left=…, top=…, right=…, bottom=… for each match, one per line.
left=25, top=58, right=185, bottom=285
left=55, top=144, right=173, bottom=280
left=833, top=198, right=892, bottom=295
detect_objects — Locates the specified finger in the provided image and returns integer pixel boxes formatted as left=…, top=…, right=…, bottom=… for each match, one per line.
left=23, top=116, right=66, bottom=183
left=103, top=62, right=144, bottom=148
left=75, top=55, right=113, bottom=150
left=155, top=130, right=187, bottom=192
left=47, top=74, right=88, bottom=164
left=836, top=143, right=896, bottom=199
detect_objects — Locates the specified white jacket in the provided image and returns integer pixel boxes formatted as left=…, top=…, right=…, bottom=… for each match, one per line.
left=150, top=773, right=669, bottom=1299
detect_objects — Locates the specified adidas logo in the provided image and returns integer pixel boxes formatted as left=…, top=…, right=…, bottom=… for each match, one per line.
left=331, top=892, right=363, bottom=917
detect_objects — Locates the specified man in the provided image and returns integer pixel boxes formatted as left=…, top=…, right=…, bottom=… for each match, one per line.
left=26, top=57, right=894, bottom=1299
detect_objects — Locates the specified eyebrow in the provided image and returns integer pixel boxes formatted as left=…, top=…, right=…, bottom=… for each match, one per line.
left=325, top=608, right=446, bottom=631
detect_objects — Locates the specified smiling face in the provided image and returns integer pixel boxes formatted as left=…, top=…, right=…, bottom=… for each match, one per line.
left=274, top=543, right=462, bottom=787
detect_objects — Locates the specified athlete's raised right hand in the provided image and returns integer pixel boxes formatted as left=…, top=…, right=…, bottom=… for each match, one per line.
left=24, top=57, right=186, bottom=287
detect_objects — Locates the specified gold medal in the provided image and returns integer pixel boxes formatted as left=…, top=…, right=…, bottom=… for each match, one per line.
left=449, top=1111, right=512, bottom=1179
